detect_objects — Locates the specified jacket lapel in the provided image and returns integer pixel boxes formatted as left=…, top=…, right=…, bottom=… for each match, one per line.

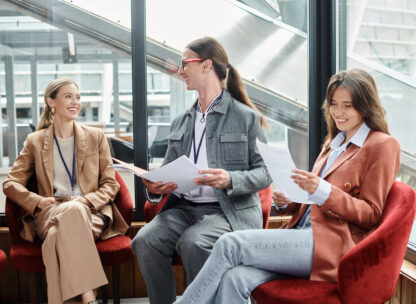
left=322, top=144, right=360, bottom=179
left=184, top=105, right=196, bottom=156
left=41, top=124, right=54, bottom=194
left=74, top=122, right=87, bottom=191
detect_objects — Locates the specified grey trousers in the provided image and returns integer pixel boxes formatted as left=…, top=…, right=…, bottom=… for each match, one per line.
left=131, top=199, right=232, bottom=304
left=174, top=229, right=314, bottom=304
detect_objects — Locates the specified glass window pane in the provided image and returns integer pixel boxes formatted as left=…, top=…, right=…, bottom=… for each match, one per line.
left=341, top=0, right=416, bottom=250
left=0, top=2, right=133, bottom=213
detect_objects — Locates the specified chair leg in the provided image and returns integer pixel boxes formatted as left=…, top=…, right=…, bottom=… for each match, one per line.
left=29, top=272, right=43, bottom=304
left=112, top=265, right=121, bottom=304
left=101, top=285, right=108, bottom=304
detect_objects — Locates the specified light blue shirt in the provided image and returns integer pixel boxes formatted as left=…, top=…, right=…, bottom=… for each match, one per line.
left=293, top=122, right=371, bottom=229
left=308, top=122, right=371, bottom=205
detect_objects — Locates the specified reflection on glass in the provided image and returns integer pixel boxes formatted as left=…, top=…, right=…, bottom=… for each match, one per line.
left=0, top=2, right=133, bottom=212
left=344, top=0, right=416, bottom=251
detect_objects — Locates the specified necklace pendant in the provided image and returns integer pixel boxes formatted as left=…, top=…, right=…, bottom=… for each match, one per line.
left=200, top=116, right=205, bottom=123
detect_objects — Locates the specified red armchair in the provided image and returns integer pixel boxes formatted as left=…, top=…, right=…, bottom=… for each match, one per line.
left=144, top=186, right=272, bottom=227
left=143, top=186, right=273, bottom=266
left=252, top=181, right=416, bottom=304
left=5, top=171, right=134, bottom=304
left=0, top=249, right=7, bottom=274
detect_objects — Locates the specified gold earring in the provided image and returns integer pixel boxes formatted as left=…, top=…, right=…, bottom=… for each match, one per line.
left=50, top=107, right=55, bottom=115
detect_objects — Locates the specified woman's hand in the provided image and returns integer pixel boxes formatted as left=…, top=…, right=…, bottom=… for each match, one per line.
left=72, top=196, right=92, bottom=207
left=194, top=169, right=231, bottom=189
left=291, top=169, right=320, bottom=194
left=272, top=190, right=292, bottom=206
left=142, top=178, right=177, bottom=195
left=37, top=197, right=55, bottom=209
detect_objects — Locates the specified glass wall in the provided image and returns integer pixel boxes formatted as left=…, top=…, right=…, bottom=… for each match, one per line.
left=145, top=0, right=309, bottom=171
left=340, top=0, right=416, bottom=251
left=0, top=1, right=132, bottom=212
left=0, top=0, right=310, bottom=215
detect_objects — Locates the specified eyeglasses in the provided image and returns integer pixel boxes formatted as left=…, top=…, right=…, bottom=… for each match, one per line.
left=180, top=58, right=206, bottom=69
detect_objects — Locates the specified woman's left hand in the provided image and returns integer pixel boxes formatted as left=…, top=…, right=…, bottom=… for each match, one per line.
left=194, top=169, right=231, bottom=189
left=72, top=196, right=92, bottom=207
left=291, top=169, right=320, bottom=194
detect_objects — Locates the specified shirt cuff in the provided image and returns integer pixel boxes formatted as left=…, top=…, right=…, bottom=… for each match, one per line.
left=308, top=178, right=331, bottom=206
left=145, top=188, right=163, bottom=204
left=274, top=203, right=288, bottom=212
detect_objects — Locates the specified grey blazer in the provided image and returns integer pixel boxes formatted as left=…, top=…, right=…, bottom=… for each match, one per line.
left=159, top=90, right=272, bottom=231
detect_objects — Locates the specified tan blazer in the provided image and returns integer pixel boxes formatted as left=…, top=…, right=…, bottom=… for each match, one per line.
left=282, top=130, right=401, bottom=282
left=3, top=122, right=129, bottom=242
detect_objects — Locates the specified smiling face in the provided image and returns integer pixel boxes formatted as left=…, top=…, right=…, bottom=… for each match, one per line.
left=46, top=83, right=81, bottom=123
left=177, top=48, right=206, bottom=91
left=329, top=86, right=364, bottom=141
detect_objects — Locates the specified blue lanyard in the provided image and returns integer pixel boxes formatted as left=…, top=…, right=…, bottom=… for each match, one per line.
left=193, top=127, right=207, bottom=164
left=192, top=90, right=223, bottom=164
left=54, top=134, right=76, bottom=193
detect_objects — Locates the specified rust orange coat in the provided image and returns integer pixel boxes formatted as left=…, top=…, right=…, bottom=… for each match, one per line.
left=282, top=130, right=401, bottom=282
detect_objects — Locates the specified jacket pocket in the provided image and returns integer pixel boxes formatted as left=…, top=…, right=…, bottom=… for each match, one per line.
left=220, top=134, right=248, bottom=164
left=231, top=193, right=259, bottom=210
left=167, top=132, right=184, bottom=156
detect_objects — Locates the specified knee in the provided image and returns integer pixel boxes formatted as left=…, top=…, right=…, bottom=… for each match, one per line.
left=213, top=231, right=240, bottom=252
left=131, top=224, right=165, bottom=257
left=176, top=230, right=208, bottom=257
left=57, top=201, right=89, bottom=218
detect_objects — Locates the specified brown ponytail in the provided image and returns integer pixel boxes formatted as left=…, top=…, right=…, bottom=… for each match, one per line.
left=186, top=36, right=268, bottom=129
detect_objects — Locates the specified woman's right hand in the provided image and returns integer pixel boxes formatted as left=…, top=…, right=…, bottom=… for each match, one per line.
left=141, top=178, right=177, bottom=195
left=272, top=190, right=292, bottom=207
left=37, top=197, right=55, bottom=210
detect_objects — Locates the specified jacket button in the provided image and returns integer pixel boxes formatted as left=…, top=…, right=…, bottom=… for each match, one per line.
left=327, top=210, right=340, bottom=219
left=344, top=182, right=351, bottom=190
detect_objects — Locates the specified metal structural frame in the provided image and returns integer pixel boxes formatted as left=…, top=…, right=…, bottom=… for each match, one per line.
left=308, top=0, right=336, bottom=170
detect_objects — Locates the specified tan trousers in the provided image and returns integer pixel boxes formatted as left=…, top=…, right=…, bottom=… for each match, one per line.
left=34, top=201, right=108, bottom=304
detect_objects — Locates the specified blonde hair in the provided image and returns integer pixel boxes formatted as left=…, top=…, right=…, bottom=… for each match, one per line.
left=37, top=78, right=79, bottom=130
left=186, top=36, right=269, bottom=129
left=322, top=69, right=389, bottom=154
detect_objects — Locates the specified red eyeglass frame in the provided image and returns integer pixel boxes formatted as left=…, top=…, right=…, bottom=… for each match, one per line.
left=180, top=57, right=206, bottom=69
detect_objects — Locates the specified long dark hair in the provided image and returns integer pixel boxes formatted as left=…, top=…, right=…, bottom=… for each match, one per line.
left=186, top=36, right=268, bottom=128
left=322, top=69, right=389, bottom=153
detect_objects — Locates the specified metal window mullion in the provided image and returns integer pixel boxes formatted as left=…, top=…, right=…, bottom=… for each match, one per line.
left=308, top=0, right=336, bottom=170
left=5, top=55, right=18, bottom=166
left=131, top=0, right=148, bottom=221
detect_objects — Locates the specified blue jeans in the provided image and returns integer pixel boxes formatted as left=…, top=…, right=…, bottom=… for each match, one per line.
left=174, top=228, right=314, bottom=304
left=131, top=199, right=232, bottom=304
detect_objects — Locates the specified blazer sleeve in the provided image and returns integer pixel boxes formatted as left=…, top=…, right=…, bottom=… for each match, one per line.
left=3, top=135, right=44, bottom=216
left=227, top=114, right=272, bottom=196
left=84, top=130, right=120, bottom=210
left=319, top=136, right=401, bottom=230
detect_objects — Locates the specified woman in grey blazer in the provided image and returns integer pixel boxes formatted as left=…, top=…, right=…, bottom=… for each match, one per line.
left=131, top=36, right=271, bottom=304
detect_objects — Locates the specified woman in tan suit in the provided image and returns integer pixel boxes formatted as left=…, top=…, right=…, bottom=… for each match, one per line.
left=3, top=78, right=128, bottom=304
left=174, top=69, right=401, bottom=304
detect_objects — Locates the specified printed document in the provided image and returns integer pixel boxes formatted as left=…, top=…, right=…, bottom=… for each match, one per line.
left=256, top=140, right=309, bottom=203
left=111, top=156, right=203, bottom=194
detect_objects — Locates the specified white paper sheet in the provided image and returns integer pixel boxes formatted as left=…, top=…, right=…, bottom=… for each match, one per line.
left=112, top=156, right=203, bottom=194
left=256, top=140, right=309, bottom=203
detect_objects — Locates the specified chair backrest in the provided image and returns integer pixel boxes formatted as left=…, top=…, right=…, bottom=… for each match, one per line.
left=5, top=171, right=133, bottom=243
left=337, top=181, right=416, bottom=304
left=0, top=249, right=7, bottom=273
left=5, top=175, right=37, bottom=245
left=259, top=186, right=272, bottom=228
left=114, top=170, right=134, bottom=225
left=144, top=185, right=273, bottom=229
